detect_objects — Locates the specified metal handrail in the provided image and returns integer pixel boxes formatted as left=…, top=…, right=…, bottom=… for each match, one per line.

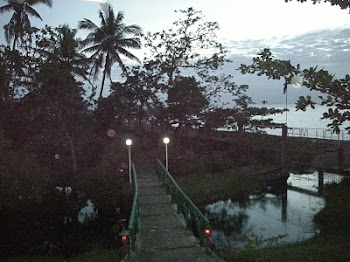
left=156, top=159, right=211, bottom=251
left=287, top=127, right=349, bottom=141
left=127, top=162, right=139, bottom=256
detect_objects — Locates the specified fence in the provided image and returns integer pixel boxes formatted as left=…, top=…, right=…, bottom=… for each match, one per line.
left=263, top=127, right=350, bottom=141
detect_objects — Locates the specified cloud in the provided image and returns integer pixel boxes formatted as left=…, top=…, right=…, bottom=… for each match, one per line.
left=226, top=28, right=350, bottom=78
left=220, top=28, right=350, bottom=104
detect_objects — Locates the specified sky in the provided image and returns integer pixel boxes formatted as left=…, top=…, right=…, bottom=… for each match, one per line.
left=0, top=0, right=350, bottom=105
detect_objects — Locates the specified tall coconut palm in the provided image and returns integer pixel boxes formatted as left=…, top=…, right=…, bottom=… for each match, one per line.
left=0, top=0, right=53, bottom=50
left=78, top=3, right=142, bottom=99
left=38, top=25, right=91, bottom=83
left=32, top=25, right=90, bottom=172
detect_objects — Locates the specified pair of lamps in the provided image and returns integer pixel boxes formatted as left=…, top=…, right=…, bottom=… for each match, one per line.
left=125, top=137, right=170, bottom=183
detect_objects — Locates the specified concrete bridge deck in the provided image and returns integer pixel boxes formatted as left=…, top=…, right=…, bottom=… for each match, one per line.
left=129, top=167, right=224, bottom=262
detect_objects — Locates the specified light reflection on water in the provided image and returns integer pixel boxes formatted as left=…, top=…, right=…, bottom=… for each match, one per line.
left=288, top=171, right=344, bottom=192
left=206, top=172, right=344, bottom=250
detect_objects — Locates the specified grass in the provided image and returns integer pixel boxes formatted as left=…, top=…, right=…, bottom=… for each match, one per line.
left=1, top=249, right=122, bottom=262
left=222, top=234, right=350, bottom=262
left=314, top=178, right=350, bottom=234
left=174, top=165, right=273, bottom=209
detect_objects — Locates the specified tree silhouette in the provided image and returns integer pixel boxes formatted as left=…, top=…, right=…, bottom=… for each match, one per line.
left=78, top=3, right=142, bottom=100
left=14, top=25, right=89, bottom=172
left=284, top=0, right=350, bottom=11
left=0, top=0, right=53, bottom=50
left=168, top=76, right=209, bottom=131
left=144, top=7, right=236, bottom=99
left=35, top=25, right=91, bottom=84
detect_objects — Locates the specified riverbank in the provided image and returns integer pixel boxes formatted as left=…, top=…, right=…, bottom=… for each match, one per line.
left=222, top=233, right=350, bottom=262
left=0, top=249, right=121, bottom=262
left=174, top=165, right=278, bottom=210
left=174, top=166, right=350, bottom=261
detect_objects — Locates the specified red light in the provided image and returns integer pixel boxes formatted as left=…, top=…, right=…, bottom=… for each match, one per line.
left=205, top=228, right=211, bottom=236
left=119, top=168, right=124, bottom=174
left=122, top=235, right=128, bottom=242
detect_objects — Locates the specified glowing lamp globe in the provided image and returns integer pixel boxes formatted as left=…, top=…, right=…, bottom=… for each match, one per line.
left=163, top=137, right=170, bottom=144
left=126, top=139, right=132, bottom=146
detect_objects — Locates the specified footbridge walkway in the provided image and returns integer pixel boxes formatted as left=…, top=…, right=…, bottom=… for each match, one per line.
left=123, top=160, right=223, bottom=262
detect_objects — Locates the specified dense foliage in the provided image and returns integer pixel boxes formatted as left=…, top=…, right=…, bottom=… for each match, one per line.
left=284, top=0, right=350, bottom=11
left=0, top=0, right=53, bottom=50
left=0, top=23, right=132, bottom=257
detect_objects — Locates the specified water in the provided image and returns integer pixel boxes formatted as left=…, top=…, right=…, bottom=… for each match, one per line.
left=205, top=172, right=344, bottom=250
left=287, top=171, right=344, bottom=193
left=78, top=199, right=97, bottom=223
left=253, top=104, right=350, bottom=140
left=260, top=104, right=333, bottom=129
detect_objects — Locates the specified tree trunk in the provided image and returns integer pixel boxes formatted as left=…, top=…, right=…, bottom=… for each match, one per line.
left=99, top=68, right=107, bottom=99
left=63, top=122, right=77, bottom=173
left=12, top=35, right=18, bottom=51
left=167, top=71, right=174, bottom=87
left=56, top=108, right=77, bottom=173
left=99, top=54, right=110, bottom=99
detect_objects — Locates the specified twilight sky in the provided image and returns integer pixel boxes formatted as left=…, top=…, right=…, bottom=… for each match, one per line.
left=0, top=0, right=349, bottom=104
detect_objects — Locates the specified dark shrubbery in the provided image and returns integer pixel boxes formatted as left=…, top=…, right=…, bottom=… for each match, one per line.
left=314, top=177, right=350, bottom=235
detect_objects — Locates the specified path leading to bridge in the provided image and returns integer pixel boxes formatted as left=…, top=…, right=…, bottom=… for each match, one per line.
left=129, top=162, right=224, bottom=262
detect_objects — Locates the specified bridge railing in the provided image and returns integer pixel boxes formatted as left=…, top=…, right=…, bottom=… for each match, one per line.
left=127, top=162, right=139, bottom=256
left=287, top=127, right=350, bottom=141
left=156, top=159, right=211, bottom=251
left=251, top=126, right=350, bottom=141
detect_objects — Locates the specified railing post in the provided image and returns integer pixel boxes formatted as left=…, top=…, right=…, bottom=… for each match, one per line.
left=338, top=145, right=344, bottom=173
left=127, top=162, right=139, bottom=258
left=318, top=167, right=324, bottom=195
left=282, top=126, right=288, bottom=168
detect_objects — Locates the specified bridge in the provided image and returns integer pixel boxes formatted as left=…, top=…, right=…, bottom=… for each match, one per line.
left=123, top=160, right=224, bottom=262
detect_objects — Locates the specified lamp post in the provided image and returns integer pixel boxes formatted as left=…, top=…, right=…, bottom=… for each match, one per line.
left=163, top=137, right=170, bottom=171
left=126, top=139, right=132, bottom=184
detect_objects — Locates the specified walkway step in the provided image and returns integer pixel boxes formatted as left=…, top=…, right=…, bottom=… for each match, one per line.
left=139, top=186, right=166, bottom=196
left=137, top=228, right=198, bottom=250
left=140, top=203, right=177, bottom=216
left=132, top=246, right=222, bottom=262
left=140, top=213, right=185, bottom=230
left=138, top=177, right=159, bottom=182
left=139, top=195, right=171, bottom=205
left=138, top=180, right=163, bottom=187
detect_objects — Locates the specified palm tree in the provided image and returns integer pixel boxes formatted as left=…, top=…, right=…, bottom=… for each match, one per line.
left=33, top=25, right=90, bottom=172
left=0, top=0, right=53, bottom=50
left=78, top=3, right=142, bottom=99
left=38, top=25, right=91, bottom=83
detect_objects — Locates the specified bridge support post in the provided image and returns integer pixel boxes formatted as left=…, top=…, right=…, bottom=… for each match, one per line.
left=281, top=192, right=287, bottom=222
left=282, top=126, right=288, bottom=168
left=337, top=145, right=344, bottom=173
left=318, top=167, right=324, bottom=195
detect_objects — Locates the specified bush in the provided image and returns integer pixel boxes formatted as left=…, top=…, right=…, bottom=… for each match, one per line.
left=314, top=178, right=350, bottom=235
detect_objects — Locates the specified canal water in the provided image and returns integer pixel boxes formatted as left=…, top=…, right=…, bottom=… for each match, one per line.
left=205, top=171, right=344, bottom=250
